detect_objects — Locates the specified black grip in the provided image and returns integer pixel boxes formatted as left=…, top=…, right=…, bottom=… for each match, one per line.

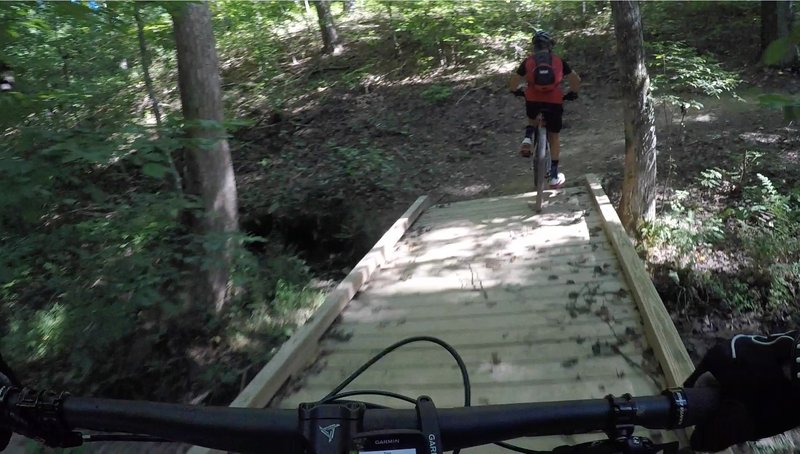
left=681, top=387, right=721, bottom=427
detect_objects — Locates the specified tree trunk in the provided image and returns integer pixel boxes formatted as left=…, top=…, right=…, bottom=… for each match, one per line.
left=762, top=1, right=780, bottom=51
left=312, top=0, right=339, bottom=54
left=343, top=0, right=356, bottom=14
left=762, top=1, right=794, bottom=64
left=135, top=4, right=162, bottom=128
left=134, top=3, right=182, bottom=195
left=171, top=2, right=239, bottom=313
left=611, top=0, right=657, bottom=233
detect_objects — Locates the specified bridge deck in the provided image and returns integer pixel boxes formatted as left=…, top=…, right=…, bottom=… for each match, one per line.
left=268, top=180, right=690, bottom=451
left=190, top=176, right=694, bottom=453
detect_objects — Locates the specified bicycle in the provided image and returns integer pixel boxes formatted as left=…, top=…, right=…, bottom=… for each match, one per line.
left=0, top=336, right=718, bottom=454
left=518, top=93, right=576, bottom=213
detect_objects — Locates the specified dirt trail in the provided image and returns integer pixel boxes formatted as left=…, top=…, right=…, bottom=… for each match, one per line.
left=429, top=83, right=626, bottom=201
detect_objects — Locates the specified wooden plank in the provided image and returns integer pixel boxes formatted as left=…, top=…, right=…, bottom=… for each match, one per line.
left=403, top=217, right=602, bottom=247
left=315, top=340, right=650, bottom=370
left=358, top=279, right=630, bottom=306
left=376, top=257, right=621, bottom=283
left=380, top=249, right=618, bottom=274
left=383, top=233, right=606, bottom=255
left=398, top=237, right=611, bottom=264
left=416, top=207, right=600, bottom=228
left=584, top=175, right=693, bottom=387
left=412, top=217, right=594, bottom=241
left=419, top=203, right=590, bottom=226
left=433, top=187, right=586, bottom=211
left=361, top=272, right=623, bottom=297
left=301, top=355, right=656, bottom=388
left=392, top=241, right=614, bottom=268
left=340, top=296, right=637, bottom=323
left=322, top=321, right=643, bottom=350
left=337, top=308, right=638, bottom=336
left=370, top=263, right=622, bottom=287
left=420, top=198, right=588, bottom=224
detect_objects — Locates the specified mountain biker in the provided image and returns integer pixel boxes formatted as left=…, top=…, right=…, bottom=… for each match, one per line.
left=1, top=332, right=799, bottom=452
left=508, top=30, right=580, bottom=189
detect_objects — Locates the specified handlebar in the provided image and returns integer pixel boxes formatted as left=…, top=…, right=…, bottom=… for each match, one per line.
left=0, top=386, right=719, bottom=452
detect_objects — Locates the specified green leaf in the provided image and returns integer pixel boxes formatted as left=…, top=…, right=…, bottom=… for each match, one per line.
left=141, top=163, right=169, bottom=179
left=763, top=37, right=792, bottom=65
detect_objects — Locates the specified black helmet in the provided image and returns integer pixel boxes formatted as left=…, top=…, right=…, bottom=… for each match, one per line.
left=533, top=31, right=554, bottom=49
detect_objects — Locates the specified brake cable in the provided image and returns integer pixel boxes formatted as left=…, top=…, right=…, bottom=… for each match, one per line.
left=320, top=336, right=681, bottom=454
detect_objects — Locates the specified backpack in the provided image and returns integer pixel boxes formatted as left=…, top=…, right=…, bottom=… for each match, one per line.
left=530, top=51, right=558, bottom=92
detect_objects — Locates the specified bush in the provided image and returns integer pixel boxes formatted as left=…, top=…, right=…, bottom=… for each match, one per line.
left=648, top=41, right=741, bottom=103
left=649, top=168, right=800, bottom=314
left=420, top=84, right=453, bottom=103
left=640, top=189, right=724, bottom=264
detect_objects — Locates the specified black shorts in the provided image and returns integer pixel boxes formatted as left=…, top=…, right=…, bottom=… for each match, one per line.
left=525, top=102, right=563, bottom=133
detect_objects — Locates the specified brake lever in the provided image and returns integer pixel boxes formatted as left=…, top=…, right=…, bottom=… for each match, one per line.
left=0, top=386, right=82, bottom=448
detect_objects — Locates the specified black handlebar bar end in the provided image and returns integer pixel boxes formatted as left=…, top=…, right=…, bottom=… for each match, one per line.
left=678, top=387, right=720, bottom=428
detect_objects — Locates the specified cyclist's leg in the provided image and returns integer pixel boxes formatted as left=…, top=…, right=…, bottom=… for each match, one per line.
left=520, top=102, right=540, bottom=157
left=549, top=132, right=560, bottom=161
left=543, top=104, right=565, bottom=186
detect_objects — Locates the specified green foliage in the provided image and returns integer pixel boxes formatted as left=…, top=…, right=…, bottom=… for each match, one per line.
left=696, top=272, right=760, bottom=312
left=332, top=145, right=400, bottom=192
left=758, top=28, right=800, bottom=122
left=763, top=26, right=800, bottom=66
left=640, top=189, right=724, bottom=263
left=420, top=84, right=453, bottom=104
left=648, top=41, right=740, bottom=102
left=0, top=0, right=326, bottom=404
left=376, top=0, right=543, bottom=71
left=651, top=164, right=800, bottom=314
left=736, top=177, right=800, bottom=310
left=641, top=1, right=760, bottom=64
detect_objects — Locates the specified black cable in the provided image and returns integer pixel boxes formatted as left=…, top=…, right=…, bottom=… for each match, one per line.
left=321, top=336, right=471, bottom=405
left=83, top=434, right=169, bottom=443
left=495, top=440, right=550, bottom=454
left=319, top=389, right=416, bottom=406
left=319, top=336, right=552, bottom=454
left=321, top=336, right=470, bottom=454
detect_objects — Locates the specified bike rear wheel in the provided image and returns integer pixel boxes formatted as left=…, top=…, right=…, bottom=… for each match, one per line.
left=532, top=127, right=551, bottom=212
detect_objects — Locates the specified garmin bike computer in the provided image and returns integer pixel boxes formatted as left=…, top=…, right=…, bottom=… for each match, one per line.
left=350, top=429, right=425, bottom=454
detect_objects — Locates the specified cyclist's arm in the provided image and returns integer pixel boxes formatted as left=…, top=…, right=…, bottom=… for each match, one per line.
left=509, top=59, right=527, bottom=92
left=566, top=71, right=580, bottom=94
left=508, top=73, right=523, bottom=92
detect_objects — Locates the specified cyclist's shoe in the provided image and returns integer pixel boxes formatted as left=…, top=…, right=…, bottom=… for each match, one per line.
left=519, top=138, right=532, bottom=157
left=549, top=172, right=566, bottom=189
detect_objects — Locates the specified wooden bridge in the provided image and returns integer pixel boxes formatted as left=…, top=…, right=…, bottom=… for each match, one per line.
left=190, top=175, right=695, bottom=453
